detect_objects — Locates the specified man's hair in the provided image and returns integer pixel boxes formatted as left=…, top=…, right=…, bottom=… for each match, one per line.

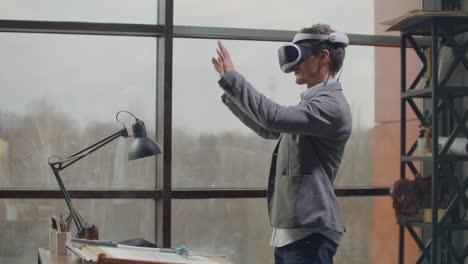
left=298, top=23, right=346, bottom=75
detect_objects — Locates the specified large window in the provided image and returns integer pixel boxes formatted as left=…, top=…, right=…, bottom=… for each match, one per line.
left=0, top=33, right=157, bottom=189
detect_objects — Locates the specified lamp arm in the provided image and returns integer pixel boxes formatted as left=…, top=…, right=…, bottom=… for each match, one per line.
left=48, top=127, right=128, bottom=237
left=49, top=165, right=85, bottom=232
left=56, top=128, right=128, bottom=171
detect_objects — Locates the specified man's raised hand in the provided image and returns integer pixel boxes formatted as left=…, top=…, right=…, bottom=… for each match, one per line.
left=211, top=40, right=235, bottom=77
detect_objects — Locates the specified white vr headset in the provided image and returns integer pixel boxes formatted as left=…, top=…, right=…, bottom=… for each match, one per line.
left=278, top=32, right=349, bottom=73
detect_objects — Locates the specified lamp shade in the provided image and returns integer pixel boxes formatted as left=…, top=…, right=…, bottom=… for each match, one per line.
left=128, top=119, right=162, bottom=160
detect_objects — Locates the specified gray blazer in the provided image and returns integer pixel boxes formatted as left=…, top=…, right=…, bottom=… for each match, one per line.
left=219, top=71, right=352, bottom=233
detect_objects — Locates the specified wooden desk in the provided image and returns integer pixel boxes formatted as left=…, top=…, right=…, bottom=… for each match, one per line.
left=38, top=248, right=81, bottom=264
left=38, top=248, right=232, bottom=264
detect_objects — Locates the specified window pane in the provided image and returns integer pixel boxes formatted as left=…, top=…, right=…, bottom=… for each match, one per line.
left=172, top=199, right=273, bottom=264
left=175, top=0, right=374, bottom=34
left=172, top=38, right=374, bottom=188
left=0, top=0, right=157, bottom=24
left=337, top=196, right=373, bottom=262
left=0, top=199, right=155, bottom=263
left=0, top=33, right=157, bottom=188
left=172, top=197, right=399, bottom=264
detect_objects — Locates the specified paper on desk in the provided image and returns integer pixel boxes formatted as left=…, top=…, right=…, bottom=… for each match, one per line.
left=99, top=246, right=218, bottom=264
left=66, top=242, right=98, bottom=262
left=67, top=241, right=222, bottom=264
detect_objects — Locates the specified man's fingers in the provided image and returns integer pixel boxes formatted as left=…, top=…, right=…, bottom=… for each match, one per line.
left=214, top=40, right=233, bottom=75
left=219, top=41, right=230, bottom=58
left=212, top=56, right=219, bottom=66
left=216, top=49, right=224, bottom=60
left=212, top=59, right=221, bottom=71
left=218, top=40, right=231, bottom=59
left=218, top=41, right=226, bottom=53
left=211, top=57, right=219, bottom=67
left=211, top=57, right=224, bottom=76
left=217, top=58, right=225, bottom=72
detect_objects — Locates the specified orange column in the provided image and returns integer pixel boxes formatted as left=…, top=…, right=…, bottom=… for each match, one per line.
left=373, top=0, right=421, bottom=263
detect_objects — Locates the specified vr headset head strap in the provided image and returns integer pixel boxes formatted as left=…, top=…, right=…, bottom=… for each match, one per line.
left=293, top=33, right=329, bottom=43
left=292, top=32, right=349, bottom=47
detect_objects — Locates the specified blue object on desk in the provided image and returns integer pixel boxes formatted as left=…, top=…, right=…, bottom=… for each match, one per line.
left=175, top=245, right=189, bottom=256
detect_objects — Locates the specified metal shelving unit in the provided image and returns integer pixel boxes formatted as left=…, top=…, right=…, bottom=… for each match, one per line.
left=399, top=13, right=468, bottom=264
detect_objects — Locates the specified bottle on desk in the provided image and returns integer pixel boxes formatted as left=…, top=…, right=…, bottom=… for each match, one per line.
left=84, top=225, right=99, bottom=240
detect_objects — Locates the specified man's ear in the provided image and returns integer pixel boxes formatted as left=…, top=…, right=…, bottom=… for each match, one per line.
left=320, top=49, right=330, bottom=64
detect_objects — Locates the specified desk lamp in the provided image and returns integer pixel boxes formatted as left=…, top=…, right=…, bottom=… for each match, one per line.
left=48, top=111, right=161, bottom=238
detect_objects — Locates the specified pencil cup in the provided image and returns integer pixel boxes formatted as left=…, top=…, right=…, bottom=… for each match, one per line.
left=49, top=229, right=57, bottom=252
left=56, top=232, right=71, bottom=255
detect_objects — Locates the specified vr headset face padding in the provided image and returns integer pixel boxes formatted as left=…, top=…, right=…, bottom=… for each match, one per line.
left=278, top=32, right=349, bottom=73
left=278, top=44, right=314, bottom=73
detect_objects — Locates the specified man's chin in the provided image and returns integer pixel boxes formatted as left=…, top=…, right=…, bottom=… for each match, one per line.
left=295, top=78, right=305, bottom=85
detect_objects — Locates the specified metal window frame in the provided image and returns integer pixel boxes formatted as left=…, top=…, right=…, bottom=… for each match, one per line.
left=0, top=0, right=401, bottom=248
left=0, top=19, right=402, bottom=47
left=0, top=187, right=391, bottom=199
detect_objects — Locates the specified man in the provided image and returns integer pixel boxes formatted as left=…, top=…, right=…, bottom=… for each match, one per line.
left=211, top=23, right=352, bottom=264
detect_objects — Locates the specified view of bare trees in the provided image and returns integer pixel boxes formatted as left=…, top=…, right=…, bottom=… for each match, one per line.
left=172, top=129, right=276, bottom=188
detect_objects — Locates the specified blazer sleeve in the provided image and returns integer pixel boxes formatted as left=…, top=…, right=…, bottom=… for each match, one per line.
left=221, top=93, right=280, bottom=140
left=218, top=71, right=349, bottom=138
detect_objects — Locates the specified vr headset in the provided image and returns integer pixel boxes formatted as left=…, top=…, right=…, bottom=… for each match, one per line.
left=278, top=32, right=349, bottom=73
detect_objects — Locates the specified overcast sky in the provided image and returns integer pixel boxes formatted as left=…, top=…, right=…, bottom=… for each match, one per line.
left=0, top=0, right=375, bottom=135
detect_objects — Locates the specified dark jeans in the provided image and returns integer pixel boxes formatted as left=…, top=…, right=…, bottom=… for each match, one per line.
left=274, top=233, right=338, bottom=264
